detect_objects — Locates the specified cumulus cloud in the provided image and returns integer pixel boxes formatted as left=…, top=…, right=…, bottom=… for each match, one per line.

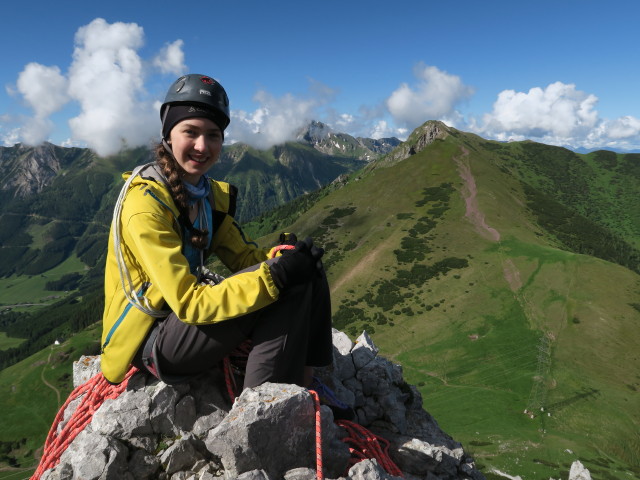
left=478, top=81, right=599, bottom=142
left=0, top=115, right=20, bottom=146
left=7, top=18, right=186, bottom=156
left=153, top=40, right=186, bottom=75
left=17, top=64, right=69, bottom=118
left=386, top=63, right=474, bottom=128
left=66, top=18, right=158, bottom=155
left=228, top=83, right=336, bottom=150
left=603, top=115, right=640, bottom=140
left=11, top=63, right=69, bottom=145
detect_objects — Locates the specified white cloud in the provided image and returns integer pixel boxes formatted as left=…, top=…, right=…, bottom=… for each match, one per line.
left=369, top=120, right=392, bottom=139
left=17, top=63, right=69, bottom=118
left=228, top=84, right=335, bottom=150
left=603, top=115, right=640, bottom=140
left=153, top=39, right=186, bottom=75
left=67, top=18, right=157, bottom=156
left=0, top=116, right=20, bottom=146
left=478, top=82, right=599, bottom=142
left=386, top=63, right=474, bottom=128
left=8, top=63, right=69, bottom=145
left=8, top=18, right=187, bottom=156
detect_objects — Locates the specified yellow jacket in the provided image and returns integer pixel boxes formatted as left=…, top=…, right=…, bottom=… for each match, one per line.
left=100, top=168, right=279, bottom=383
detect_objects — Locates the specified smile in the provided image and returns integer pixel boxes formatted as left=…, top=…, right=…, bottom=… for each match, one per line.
left=189, top=155, right=208, bottom=164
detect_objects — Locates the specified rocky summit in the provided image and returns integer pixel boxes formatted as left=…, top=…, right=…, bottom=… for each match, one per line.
left=39, top=329, right=591, bottom=480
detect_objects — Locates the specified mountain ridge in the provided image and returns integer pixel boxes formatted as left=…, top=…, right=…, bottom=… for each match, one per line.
left=0, top=120, right=639, bottom=479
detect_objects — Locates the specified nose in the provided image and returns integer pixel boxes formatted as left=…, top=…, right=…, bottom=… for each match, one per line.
left=194, top=134, right=206, bottom=152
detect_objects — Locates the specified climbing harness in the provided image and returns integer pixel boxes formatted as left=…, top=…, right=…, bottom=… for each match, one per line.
left=31, top=368, right=138, bottom=480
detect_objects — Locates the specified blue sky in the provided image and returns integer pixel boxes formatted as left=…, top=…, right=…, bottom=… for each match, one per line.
left=1, top=0, right=639, bottom=155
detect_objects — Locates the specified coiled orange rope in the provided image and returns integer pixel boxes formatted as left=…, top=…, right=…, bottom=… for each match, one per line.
left=336, top=419, right=403, bottom=477
left=31, top=367, right=138, bottom=479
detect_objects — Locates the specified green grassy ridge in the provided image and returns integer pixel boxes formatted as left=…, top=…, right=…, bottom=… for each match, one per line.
left=478, top=140, right=640, bottom=249
left=0, top=254, right=87, bottom=308
left=262, top=132, right=640, bottom=478
left=0, top=288, right=103, bottom=371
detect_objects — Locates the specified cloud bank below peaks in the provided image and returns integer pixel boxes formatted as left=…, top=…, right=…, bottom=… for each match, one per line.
left=227, top=82, right=337, bottom=150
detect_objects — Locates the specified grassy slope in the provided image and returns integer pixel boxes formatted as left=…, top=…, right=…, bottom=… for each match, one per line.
left=0, top=254, right=87, bottom=311
left=1, top=131, right=638, bottom=479
left=0, top=322, right=100, bottom=476
left=275, top=133, right=640, bottom=479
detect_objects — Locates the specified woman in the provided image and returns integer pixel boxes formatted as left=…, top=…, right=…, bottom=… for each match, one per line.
left=100, top=74, right=332, bottom=390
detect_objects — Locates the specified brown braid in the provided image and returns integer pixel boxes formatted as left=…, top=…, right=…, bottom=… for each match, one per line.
left=155, top=143, right=210, bottom=250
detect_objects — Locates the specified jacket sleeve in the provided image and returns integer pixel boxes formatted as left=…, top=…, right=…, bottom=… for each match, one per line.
left=123, top=208, right=279, bottom=325
left=211, top=216, right=270, bottom=272
left=208, top=180, right=270, bottom=272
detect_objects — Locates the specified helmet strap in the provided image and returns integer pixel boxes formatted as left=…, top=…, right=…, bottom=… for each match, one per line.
left=160, top=104, right=171, bottom=141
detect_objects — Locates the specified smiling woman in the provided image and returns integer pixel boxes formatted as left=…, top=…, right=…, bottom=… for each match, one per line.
left=100, top=73, right=333, bottom=391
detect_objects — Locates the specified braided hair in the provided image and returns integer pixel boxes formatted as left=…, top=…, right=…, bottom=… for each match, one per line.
left=155, top=143, right=209, bottom=250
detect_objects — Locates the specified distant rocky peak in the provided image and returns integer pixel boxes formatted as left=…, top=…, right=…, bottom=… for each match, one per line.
left=385, top=120, right=451, bottom=164
left=296, top=120, right=334, bottom=144
left=0, top=142, right=62, bottom=197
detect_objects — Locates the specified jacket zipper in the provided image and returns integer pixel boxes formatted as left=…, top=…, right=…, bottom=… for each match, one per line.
left=101, top=283, right=150, bottom=353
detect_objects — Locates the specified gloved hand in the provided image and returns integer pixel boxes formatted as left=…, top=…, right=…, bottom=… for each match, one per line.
left=269, top=237, right=324, bottom=290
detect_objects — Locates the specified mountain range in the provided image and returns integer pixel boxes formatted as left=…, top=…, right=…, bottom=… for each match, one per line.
left=0, top=120, right=639, bottom=479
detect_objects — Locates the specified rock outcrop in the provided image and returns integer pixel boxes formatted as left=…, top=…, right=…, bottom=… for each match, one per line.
left=384, top=121, right=450, bottom=165
left=41, top=330, right=485, bottom=480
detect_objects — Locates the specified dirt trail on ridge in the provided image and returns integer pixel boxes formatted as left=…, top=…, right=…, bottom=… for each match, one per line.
left=453, top=147, right=524, bottom=293
left=453, top=147, right=500, bottom=243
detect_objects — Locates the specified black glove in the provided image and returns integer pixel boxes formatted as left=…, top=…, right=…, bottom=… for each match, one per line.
left=269, top=238, right=324, bottom=290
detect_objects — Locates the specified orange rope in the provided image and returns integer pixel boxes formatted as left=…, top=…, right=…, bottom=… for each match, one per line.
left=309, top=390, right=324, bottom=480
left=269, top=244, right=295, bottom=258
left=336, top=419, right=403, bottom=477
left=31, top=367, right=138, bottom=480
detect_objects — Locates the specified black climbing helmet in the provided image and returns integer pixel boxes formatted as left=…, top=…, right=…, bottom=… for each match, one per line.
left=160, top=74, right=230, bottom=135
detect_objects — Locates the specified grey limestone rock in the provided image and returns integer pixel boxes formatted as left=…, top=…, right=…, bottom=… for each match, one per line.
left=347, top=459, right=402, bottom=480
left=41, top=329, right=489, bottom=480
left=568, top=461, right=591, bottom=480
left=72, top=355, right=102, bottom=387
left=205, top=383, right=350, bottom=479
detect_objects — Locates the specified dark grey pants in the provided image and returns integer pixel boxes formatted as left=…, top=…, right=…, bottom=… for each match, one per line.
left=133, top=261, right=332, bottom=389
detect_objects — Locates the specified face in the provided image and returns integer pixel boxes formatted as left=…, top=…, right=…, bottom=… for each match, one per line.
left=168, top=117, right=223, bottom=185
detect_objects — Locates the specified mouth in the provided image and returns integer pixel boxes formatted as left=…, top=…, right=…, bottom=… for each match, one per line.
left=188, top=155, right=208, bottom=164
